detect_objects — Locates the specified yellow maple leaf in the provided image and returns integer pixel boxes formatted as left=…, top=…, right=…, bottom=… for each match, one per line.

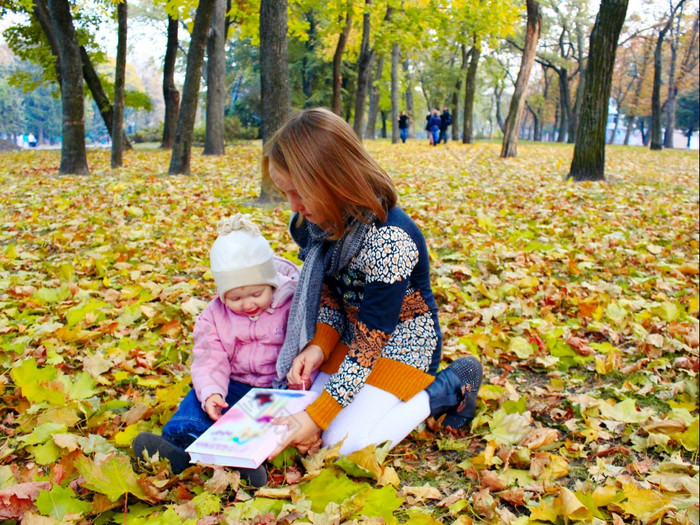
left=618, top=483, right=672, bottom=521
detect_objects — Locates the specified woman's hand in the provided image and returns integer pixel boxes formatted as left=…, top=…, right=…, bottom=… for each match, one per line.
left=287, top=344, right=324, bottom=389
left=268, top=411, right=322, bottom=460
left=204, top=394, right=228, bottom=421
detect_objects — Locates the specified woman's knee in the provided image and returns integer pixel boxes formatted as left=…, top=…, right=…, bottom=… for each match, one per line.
left=322, top=428, right=371, bottom=456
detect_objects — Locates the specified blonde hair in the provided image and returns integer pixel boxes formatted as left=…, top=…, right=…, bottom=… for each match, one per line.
left=263, top=107, right=397, bottom=238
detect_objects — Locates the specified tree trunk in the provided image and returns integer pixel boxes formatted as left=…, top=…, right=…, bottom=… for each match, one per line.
left=451, top=86, right=460, bottom=141
left=168, top=0, right=215, bottom=175
left=35, top=0, right=130, bottom=150
left=161, top=15, right=179, bottom=149
left=663, top=15, right=680, bottom=148
left=111, top=0, right=127, bottom=168
left=301, top=9, right=316, bottom=101
left=204, top=0, right=226, bottom=155
left=402, top=58, right=415, bottom=138
left=494, top=84, right=505, bottom=134
left=258, top=0, right=291, bottom=201
left=608, top=113, right=620, bottom=144
left=650, top=29, right=667, bottom=150
left=556, top=67, right=570, bottom=142
left=365, top=54, right=384, bottom=139
left=332, top=5, right=352, bottom=115
left=568, top=0, right=629, bottom=182
left=641, top=118, right=650, bottom=145
left=462, top=42, right=480, bottom=144
left=651, top=1, right=686, bottom=150
left=32, top=0, right=61, bottom=84
left=623, top=115, right=634, bottom=145
left=353, top=0, right=374, bottom=140
left=390, top=42, right=399, bottom=144
left=451, top=44, right=468, bottom=142
left=623, top=36, right=653, bottom=147
left=569, top=20, right=586, bottom=144
left=47, top=0, right=89, bottom=175
left=501, top=0, right=541, bottom=158
left=79, top=46, right=131, bottom=150
left=527, top=103, right=542, bottom=141
left=366, top=5, right=392, bottom=140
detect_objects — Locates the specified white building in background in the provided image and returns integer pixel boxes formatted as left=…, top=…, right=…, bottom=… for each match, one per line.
left=606, top=100, right=698, bottom=149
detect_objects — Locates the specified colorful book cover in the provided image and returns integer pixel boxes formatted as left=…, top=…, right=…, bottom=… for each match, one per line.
left=185, top=388, right=319, bottom=469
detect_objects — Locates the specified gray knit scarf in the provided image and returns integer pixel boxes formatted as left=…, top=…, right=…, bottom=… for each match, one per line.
left=274, top=211, right=374, bottom=387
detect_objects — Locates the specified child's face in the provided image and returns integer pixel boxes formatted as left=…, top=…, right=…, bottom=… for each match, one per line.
left=224, top=285, right=274, bottom=317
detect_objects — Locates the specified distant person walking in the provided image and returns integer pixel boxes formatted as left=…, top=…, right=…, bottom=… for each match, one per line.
left=438, top=107, right=452, bottom=144
left=398, top=111, right=410, bottom=143
left=426, top=109, right=441, bottom=146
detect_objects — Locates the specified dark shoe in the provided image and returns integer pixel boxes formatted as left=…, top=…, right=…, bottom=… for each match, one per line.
left=426, top=357, right=482, bottom=429
left=238, top=464, right=268, bottom=488
left=133, top=432, right=191, bottom=475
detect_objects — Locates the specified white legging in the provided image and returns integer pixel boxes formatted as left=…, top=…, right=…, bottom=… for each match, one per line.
left=309, top=372, right=431, bottom=456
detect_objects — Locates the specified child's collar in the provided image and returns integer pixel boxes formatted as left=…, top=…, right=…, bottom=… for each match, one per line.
left=247, top=306, right=275, bottom=322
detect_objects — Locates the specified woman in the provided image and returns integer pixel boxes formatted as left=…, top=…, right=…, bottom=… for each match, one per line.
left=265, top=107, right=482, bottom=459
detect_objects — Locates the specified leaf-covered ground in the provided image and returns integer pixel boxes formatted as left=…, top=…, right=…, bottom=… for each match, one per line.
left=0, top=141, right=698, bottom=524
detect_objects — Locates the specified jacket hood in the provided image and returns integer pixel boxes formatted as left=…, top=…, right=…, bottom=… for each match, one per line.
left=271, top=255, right=300, bottom=308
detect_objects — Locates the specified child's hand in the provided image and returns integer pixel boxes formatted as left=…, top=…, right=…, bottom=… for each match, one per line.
left=204, top=394, right=228, bottom=421
left=287, top=344, right=324, bottom=389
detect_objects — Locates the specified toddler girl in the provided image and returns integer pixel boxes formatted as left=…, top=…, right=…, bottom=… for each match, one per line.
left=133, top=214, right=299, bottom=487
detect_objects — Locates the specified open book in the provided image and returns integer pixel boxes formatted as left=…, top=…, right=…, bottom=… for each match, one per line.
left=185, top=388, right=319, bottom=469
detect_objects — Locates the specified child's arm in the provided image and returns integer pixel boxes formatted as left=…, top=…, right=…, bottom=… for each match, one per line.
left=191, top=305, right=233, bottom=409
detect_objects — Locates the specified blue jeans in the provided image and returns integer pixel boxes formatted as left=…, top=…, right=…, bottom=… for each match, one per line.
left=162, top=380, right=253, bottom=449
left=431, top=129, right=439, bottom=145
left=400, top=128, right=408, bottom=143
left=438, top=129, right=448, bottom=144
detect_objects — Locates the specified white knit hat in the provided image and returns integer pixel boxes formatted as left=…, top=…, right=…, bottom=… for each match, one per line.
left=210, top=214, right=279, bottom=301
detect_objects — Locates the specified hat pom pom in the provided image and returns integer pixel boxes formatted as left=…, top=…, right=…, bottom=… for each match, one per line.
left=217, top=213, right=261, bottom=237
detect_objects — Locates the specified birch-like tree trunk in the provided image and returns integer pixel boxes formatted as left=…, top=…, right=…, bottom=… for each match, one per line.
left=501, top=0, right=541, bottom=158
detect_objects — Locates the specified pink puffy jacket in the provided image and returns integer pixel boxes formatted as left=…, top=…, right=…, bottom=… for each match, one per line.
left=190, top=256, right=299, bottom=407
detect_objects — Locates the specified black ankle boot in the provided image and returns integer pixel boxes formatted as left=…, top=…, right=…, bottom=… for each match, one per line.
left=133, top=432, right=191, bottom=474
left=238, top=464, right=268, bottom=488
left=426, top=357, right=482, bottom=429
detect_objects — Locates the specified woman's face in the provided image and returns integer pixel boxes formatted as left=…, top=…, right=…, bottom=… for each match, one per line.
left=269, top=159, right=328, bottom=226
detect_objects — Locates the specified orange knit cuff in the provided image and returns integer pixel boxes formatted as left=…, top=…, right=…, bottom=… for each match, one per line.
left=366, top=357, right=435, bottom=401
left=309, top=323, right=341, bottom=359
left=305, top=390, right=343, bottom=430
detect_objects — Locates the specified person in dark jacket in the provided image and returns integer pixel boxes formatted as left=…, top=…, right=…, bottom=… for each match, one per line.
left=426, top=109, right=441, bottom=146
left=398, top=111, right=410, bottom=143
left=438, top=106, right=452, bottom=144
